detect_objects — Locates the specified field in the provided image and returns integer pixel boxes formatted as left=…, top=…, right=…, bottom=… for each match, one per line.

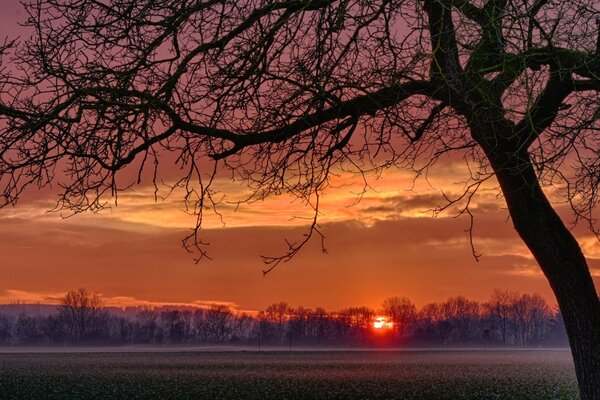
left=0, top=349, right=578, bottom=399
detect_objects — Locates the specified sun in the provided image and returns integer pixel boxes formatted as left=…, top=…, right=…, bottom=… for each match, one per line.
left=373, top=316, right=394, bottom=331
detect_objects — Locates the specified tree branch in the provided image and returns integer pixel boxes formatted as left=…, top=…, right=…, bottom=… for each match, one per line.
left=452, top=0, right=484, bottom=24
left=465, top=0, right=507, bottom=73
left=208, top=80, right=434, bottom=159
left=424, top=0, right=463, bottom=85
left=515, top=67, right=574, bottom=149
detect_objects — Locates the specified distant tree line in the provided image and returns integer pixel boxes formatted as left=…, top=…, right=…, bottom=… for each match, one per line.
left=0, top=289, right=570, bottom=347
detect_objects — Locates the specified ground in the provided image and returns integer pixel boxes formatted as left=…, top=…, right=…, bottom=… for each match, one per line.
left=0, top=349, right=578, bottom=399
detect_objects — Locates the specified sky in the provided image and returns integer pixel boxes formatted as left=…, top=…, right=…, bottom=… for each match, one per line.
left=0, top=1, right=598, bottom=313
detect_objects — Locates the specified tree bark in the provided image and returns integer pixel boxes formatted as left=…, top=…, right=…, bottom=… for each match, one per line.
left=488, top=149, right=600, bottom=400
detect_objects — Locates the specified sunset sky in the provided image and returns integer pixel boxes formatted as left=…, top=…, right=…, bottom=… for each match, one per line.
left=0, top=1, right=598, bottom=313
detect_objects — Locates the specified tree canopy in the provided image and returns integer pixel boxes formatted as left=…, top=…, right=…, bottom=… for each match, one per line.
left=0, top=0, right=596, bottom=246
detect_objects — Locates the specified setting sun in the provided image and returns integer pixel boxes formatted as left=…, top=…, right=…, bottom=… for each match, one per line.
left=373, top=316, right=394, bottom=330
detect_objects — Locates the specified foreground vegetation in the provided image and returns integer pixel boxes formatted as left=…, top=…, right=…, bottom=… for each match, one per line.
left=0, top=350, right=578, bottom=399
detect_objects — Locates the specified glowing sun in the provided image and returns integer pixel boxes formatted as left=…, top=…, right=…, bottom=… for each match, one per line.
left=373, top=316, right=394, bottom=330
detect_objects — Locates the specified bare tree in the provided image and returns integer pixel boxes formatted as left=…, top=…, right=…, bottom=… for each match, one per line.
left=264, top=302, right=291, bottom=342
left=106, top=315, right=134, bottom=344
left=417, top=302, right=446, bottom=343
left=506, top=292, right=553, bottom=347
left=509, top=294, right=529, bottom=346
left=441, top=296, right=481, bottom=343
left=484, top=289, right=518, bottom=346
left=160, top=309, right=184, bottom=344
left=41, top=314, right=65, bottom=344
left=231, top=312, right=256, bottom=342
left=193, top=308, right=209, bottom=342
left=308, top=307, right=330, bottom=342
left=136, top=306, right=159, bottom=343
left=337, top=306, right=374, bottom=342
left=0, top=314, right=14, bottom=345
left=204, top=304, right=233, bottom=343
left=522, top=293, right=552, bottom=346
left=57, top=288, right=107, bottom=343
left=14, top=313, right=42, bottom=345
left=382, top=296, right=417, bottom=339
left=0, top=0, right=599, bottom=396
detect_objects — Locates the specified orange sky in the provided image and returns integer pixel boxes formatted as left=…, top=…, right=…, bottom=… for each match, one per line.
left=0, top=2, right=598, bottom=313
left=1, top=158, right=598, bottom=312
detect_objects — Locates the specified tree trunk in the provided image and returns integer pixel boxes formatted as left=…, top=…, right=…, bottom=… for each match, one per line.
left=489, top=150, right=600, bottom=400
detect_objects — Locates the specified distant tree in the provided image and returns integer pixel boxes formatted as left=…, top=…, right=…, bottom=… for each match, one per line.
left=334, top=308, right=353, bottom=343
left=193, top=309, right=208, bottom=342
left=442, top=296, right=480, bottom=343
left=288, top=307, right=308, bottom=341
left=136, top=306, right=159, bottom=343
left=419, top=302, right=444, bottom=325
left=484, top=289, right=518, bottom=346
left=309, top=307, right=332, bottom=341
left=415, top=302, right=444, bottom=343
left=204, top=305, right=233, bottom=343
left=0, top=314, right=13, bottom=345
left=57, top=288, right=107, bottom=343
left=180, top=310, right=195, bottom=342
left=337, top=306, right=374, bottom=343
left=14, top=313, right=41, bottom=345
left=41, top=315, right=66, bottom=345
left=231, top=312, right=256, bottom=343
left=522, top=293, right=552, bottom=346
left=110, top=316, right=134, bottom=344
left=160, top=310, right=184, bottom=344
left=507, top=293, right=552, bottom=347
left=1, top=1, right=599, bottom=394
left=308, top=307, right=330, bottom=343
left=264, top=302, right=291, bottom=342
left=256, top=311, right=277, bottom=344
left=382, top=296, right=417, bottom=340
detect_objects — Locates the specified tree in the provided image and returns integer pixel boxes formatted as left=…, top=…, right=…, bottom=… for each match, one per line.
left=415, top=302, right=445, bottom=343
left=204, top=304, right=233, bottom=343
left=0, top=314, right=13, bottom=345
left=484, top=289, right=518, bottom=346
left=308, top=307, right=330, bottom=342
left=509, top=293, right=528, bottom=346
left=521, top=293, right=552, bottom=346
left=0, top=0, right=599, bottom=396
left=264, top=302, right=291, bottom=342
left=289, top=306, right=311, bottom=342
left=57, top=288, right=107, bottom=343
left=180, top=310, right=195, bottom=342
left=160, top=309, right=185, bottom=344
left=441, top=296, right=481, bottom=343
left=504, top=292, right=553, bottom=347
left=333, top=306, right=374, bottom=343
left=230, top=312, right=256, bottom=342
left=15, top=312, right=42, bottom=345
left=41, top=314, right=66, bottom=345
left=382, top=296, right=417, bottom=340
left=136, top=306, right=159, bottom=343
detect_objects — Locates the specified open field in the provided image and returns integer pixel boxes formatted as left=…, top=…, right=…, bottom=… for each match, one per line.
left=0, top=350, right=578, bottom=399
